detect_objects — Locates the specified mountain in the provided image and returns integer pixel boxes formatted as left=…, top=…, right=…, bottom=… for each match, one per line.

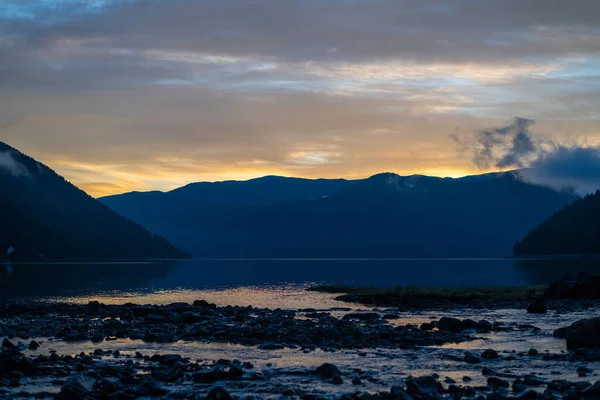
left=0, top=142, right=189, bottom=259
left=514, top=190, right=600, bottom=256
left=100, top=171, right=577, bottom=258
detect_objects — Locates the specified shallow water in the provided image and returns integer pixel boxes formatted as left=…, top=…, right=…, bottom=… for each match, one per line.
left=2, top=258, right=600, bottom=398
left=2, top=258, right=600, bottom=306
left=7, top=307, right=599, bottom=398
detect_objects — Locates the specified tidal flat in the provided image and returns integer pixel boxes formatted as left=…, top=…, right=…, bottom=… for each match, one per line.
left=1, top=286, right=599, bottom=399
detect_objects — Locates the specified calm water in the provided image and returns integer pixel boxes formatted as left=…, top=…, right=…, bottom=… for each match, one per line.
left=1, top=258, right=600, bottom=307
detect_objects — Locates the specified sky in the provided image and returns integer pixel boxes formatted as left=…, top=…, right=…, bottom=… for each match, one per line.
left=1, top=0, right=600, bottom=197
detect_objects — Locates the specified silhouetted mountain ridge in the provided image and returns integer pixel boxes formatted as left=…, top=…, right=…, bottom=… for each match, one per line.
left=0, top=142, right=189, bottom=259
left=101, top=170, right=577, bottom=258
left=514, top=190, right=600, bottom=256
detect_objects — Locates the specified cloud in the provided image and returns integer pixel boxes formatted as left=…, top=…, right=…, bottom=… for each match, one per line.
left=522, top=146, right=600, bottom=194
left=1, top=1, right=600, bottom=195
left=0, top=151, right=30, bottom=177
left=460, top=117, right=600, bottom=193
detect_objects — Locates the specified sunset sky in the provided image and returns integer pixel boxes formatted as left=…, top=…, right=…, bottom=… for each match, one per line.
left=1, top=0, right=600, bottom=197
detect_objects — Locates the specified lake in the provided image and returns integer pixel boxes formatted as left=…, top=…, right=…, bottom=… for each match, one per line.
left=2, top=258, right=600, bottom=307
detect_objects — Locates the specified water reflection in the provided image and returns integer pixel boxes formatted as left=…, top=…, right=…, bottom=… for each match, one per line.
left=1, top=258, right=600, bottom=305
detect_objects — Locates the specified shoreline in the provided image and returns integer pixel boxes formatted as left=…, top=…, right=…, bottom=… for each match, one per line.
left=1, top=299, right=599, bottom=399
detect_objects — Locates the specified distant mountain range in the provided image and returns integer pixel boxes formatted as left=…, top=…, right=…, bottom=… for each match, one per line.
left=514, top=190, right=600, bottom=256
left=0, top=142, right=189, bottom=259
left=101, top=171, right=578, bottom=258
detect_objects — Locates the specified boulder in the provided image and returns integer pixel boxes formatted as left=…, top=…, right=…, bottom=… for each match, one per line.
left=438, top=317, right=466, bottom=333
left=312, top=363, right=341, bottom=379
left=582, top=382, right=600, bottom=397
left=342, top=312, right=380, bottom=321
left=526, top=298, right=547, bottom=314
left=555, top=317, right=600, bottom=350
left=206, top=387, right=234, bottom=400
left=464, top=352, right=483, bottom=364
left=545, top=272, right=600, bottom=300
left=56, top=375, right=93, bottom=400
left=406, top=375, right=441, bottom=397
left=481, top=349, right=500, bottom=360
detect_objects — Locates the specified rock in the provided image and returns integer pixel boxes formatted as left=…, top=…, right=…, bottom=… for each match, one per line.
left=182, top=312, right=205, bottom=324
left=406, top=375, right=441, bottom=396
left=331, top=375, right=343, bottom=385
left=206, top=387, right=234, bottom=400
left=0, top=351, right=35, bottom=375
left=193, top=367, right=228, bottom=384
left=488, top=377, right=510, bottom=388
left=438, top=317, right=489, bottom=333
left=2, top=338, right=15, bottom=349
left=343, top=312, right=380, bottom=321
left=135, top=381, right=169, bottom=397
left=481, top=349, right=500, bottom=360
left=158, top=354, right=183, bottom=366
left=438, top=317, right=465, bottom=333
left=63, top=333, right=90, bottom=342
left=352, top=378, right=362, bottom=385
left=553, top=327, right=569, bottom=339
left=527, top=298, right=547, bottom=314
left=257, top=343, right=284, bottom=350
left=464, top=352, right=483, bottom=364
left=28, top=340, right=40, bottom=351
left=582, top=382, right=600, bottom=397
left=523, top=374, right=545, bottom=386
left=486, top=392, right=508, bottom=400
left=528, top=348, right=539, bottom=356
left=564, top=388, right=582, bottom=400
left=420, top=322, right=435, bottom=331
left=548, top=380, right=573, bottom=392
left=228, top=366, right=243, bottom=379
left=556, top=317, right=600, bottom=350
left=56, top=375, right=92, bottom=400
left=477, top=320, right=493, bottom=332
left=313, top=363, right=341, bottom=379
left=545, top=272, right=600, bottom=300
left=193, top=300, right=216, bottom=308
left=577, top=366, right=593, bottom=375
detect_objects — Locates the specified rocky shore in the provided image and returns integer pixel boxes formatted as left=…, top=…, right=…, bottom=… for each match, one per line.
left=0, top=301, right=469, bottom=349
left=1, top=274, right=599, bottom=399
left=308, top=273, right=600, bottom=312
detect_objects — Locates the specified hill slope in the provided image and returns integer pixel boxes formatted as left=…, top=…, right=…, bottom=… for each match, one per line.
left=0, top=142, right=189, bottom=259
left=514, top=190, right=600, bottom=256
left=101, top=171, right=577, bottom=258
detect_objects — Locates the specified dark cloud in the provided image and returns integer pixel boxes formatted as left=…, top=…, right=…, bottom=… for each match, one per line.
left=1, top=1, right=600, bottom=195
left=523, top=146, right=600, bottom=194
left=464, top=117, right=600, bottom=193
left=474, top=117, right=536, bottom=169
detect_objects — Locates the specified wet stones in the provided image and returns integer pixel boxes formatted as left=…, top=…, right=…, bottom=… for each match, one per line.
left=488, top=376, right=510, bottom=389
left=342, top=312, right=380, bottom=321
left=206, top=387, right=234, bottom=400
left=55, top=375, right=93, bottom=400
left=526, top=298, right=547, bottom=314
left=312, top=363, right=342, bottom=379
left=158, top=354, right=183, bottom=367
left=28, top=340, right=40, bottom=351
left=555, top=317, right=600, bottom=350
left=438, top=317, right=492, bottom=333
left=481, top=349, right=500, bottom=360
left=464, top=351, right=483, bottom=364
left=405, top=375, right=442, bottom=397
